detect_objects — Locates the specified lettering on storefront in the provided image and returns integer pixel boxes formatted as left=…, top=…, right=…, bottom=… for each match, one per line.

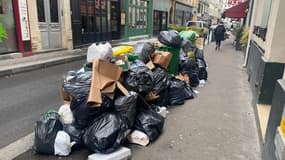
left=18, top=0, right=30, bottom=41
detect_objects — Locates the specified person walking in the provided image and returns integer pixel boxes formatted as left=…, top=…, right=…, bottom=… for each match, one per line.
left=214, top=21, right=226, bottom=50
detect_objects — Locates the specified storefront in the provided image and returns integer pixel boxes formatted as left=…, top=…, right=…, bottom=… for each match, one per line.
left=123, top=0, right=153, bottom=40
left=71, top=0, right=121, bottom=47
left=153, top=0, right=170, bottom=36
left=174, top=2, right=193, bottom=26
left=0, top=0, right=18, bottom=54
left=0, top=0, right=31, bottom=55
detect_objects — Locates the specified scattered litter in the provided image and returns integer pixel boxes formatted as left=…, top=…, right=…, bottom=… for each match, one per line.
left=128, top=130, right=150, bottom=146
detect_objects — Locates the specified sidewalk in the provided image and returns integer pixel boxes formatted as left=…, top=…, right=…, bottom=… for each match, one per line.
left=0, top=38, right=155, bottom=77
left=13, top=39, right=262, bottom=160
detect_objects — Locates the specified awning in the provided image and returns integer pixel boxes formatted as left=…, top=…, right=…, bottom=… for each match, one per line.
left=225, top=1, right=248, bottom=18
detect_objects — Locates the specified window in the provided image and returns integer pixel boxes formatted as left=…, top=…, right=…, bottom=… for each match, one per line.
left=49, top=0, right=59, bottom=23
left=261, top=0, right=272, bottom=27
left=37, top=0, right=46, bottom=22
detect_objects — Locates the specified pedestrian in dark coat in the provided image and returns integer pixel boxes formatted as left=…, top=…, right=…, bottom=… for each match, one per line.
left=214, top=22, right=226, bottom=50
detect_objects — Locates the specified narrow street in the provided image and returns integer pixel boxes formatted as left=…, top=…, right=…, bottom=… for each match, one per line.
left=0, top=60, right=84, bottom=148
left=14, top=39, right=261, bottom=160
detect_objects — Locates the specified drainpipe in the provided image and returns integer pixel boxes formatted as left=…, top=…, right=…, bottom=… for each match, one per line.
left=243, top=0, right=255, bottom=67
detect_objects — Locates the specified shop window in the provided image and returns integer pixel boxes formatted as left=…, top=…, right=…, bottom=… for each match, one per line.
left=261, top=0, right=272, bottom=27
left=0, top=0, right=18, bottom=54
left=37, top=0, right=46, bottom=22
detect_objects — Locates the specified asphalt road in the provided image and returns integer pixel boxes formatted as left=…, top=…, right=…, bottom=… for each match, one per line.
left=0, top=60, right=84, bottom=148
left=14, top=40, right=262, bottom=159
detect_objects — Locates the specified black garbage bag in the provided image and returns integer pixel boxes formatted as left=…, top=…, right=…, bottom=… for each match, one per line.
left=180, top=59, right=199, bottom=75
left=152, top=67, right=170, bottom=93
left=63, top=124, right=84, bottom=149
left=180, top=59, right=200, bottom=87
left=134, top=109, right=165, bottom=142
left=158, top=30, right=182, bottom=48
left=168, top=77, right=185, bottom=105
left=122, top=60, right=154, bottom=96
left=195, top=48, right=204, bottom=60
left=184, top=83, right=195, bottom=100
left=114, top=91, right=138, bottom=128
left=196, top=59, right=206, bottom=69
left=33, top=111, right=63, bottom=154
left=181, top=39, right=195, bottom=53
left=153, top=90, right=169, bottom=106
left=83, top=113, right=129, bottom=153
left=70, top=95, right=113, bottom=129
left=189, top=73, right=200, bottom=87
left=63, top=72, right=92, bottom=99
left=196, top=59, right=208, bottom=80
left=133, top=42, right=155, bottom=63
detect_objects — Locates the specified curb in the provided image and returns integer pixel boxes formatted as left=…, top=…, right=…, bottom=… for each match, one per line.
left=0, top=133, right=34, bottom=160
left=0, top=54, right=85, bottom=77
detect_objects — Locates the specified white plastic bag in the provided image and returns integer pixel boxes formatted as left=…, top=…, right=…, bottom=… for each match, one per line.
left=127, top=130, right=150, bottom=146
left=87, top=42, right=113, bottom=62
left=58, top=104, right=74, bottom=124
left=54, top=131, right=74, bottom=156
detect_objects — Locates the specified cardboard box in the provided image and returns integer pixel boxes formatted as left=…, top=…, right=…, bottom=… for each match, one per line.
left=88, top=59, right=128, bottom=107
left=152, top=51, right=172, bottom=69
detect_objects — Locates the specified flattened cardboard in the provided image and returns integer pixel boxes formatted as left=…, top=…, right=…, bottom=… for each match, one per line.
left=152, top=52, right=172, bottom=69
left=146, top=60, right=155, bottom=70
left=88, top=59, right=128, bottom=107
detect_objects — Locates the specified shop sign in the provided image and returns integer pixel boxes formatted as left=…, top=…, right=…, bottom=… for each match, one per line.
left=18, top=0, right=30, bottom=41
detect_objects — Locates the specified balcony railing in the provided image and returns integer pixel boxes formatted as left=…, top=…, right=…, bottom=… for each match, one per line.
left=253, top=25, right=267, bottom=41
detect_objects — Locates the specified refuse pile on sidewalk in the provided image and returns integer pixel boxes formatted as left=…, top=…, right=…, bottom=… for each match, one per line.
left=32, top=30, right=208, bottom=158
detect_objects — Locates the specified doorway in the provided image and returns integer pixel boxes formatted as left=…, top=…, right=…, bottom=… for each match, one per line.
left=36, top=0, right=62, bottom=49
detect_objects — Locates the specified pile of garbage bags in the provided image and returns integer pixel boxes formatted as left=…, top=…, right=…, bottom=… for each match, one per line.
left=33, top=29, right=208, bottom=157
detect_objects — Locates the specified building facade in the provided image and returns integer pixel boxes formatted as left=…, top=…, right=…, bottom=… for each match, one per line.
left=0, top=0, right=32, bottom=55
left=173, top=0, right=193, bottom=26
left=245, top=0, right=285, bottom=159
left=153, top=0, right=171, bottom=36
left=122, top=0, right=153, bottom=40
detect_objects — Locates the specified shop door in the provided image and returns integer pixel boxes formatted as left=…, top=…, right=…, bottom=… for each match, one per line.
left=37, top=0, right=61, bottom=49
left=110, top=1, right=120, bottom=40
left=128, top=0, right=148, bottom=37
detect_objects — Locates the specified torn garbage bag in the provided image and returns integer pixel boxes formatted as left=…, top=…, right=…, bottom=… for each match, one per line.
left=83, top=113, right=129, bottom=154
left=122, top=60, right=154, bottom=96
left=168, top=77, right=185, bottom=105
left=70, top=95, right=113, bottom=129
left=33, top=111, right=63, bottom=154
left=133, top=42, right=155, bottom=63
left=158, top=30, right=182, bottom=48
left=114, top=91, right=138, bottom=128
left=134, top=109, right=165, bottom=142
